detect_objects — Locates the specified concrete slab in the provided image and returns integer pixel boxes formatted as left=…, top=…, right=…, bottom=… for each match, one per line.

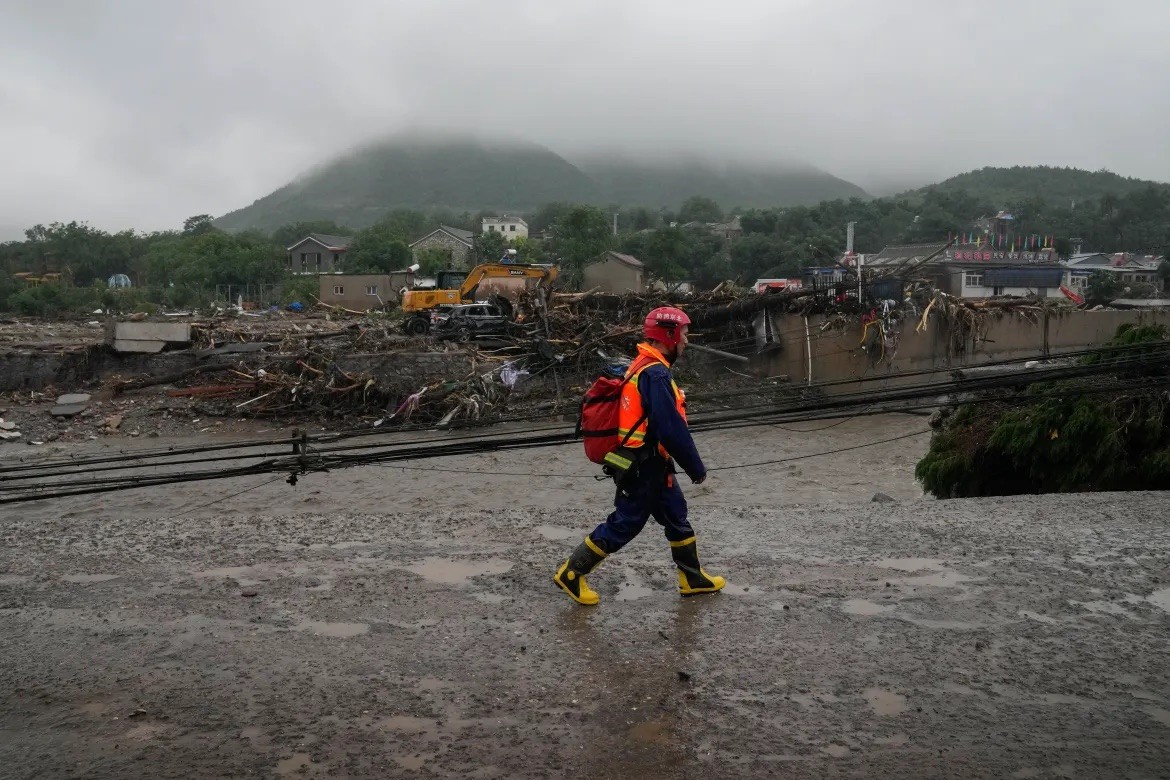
left=55, top=393, right=91, bottom=405
left=113, top=339, right=167, bottom=353
left=49, top=403, right=88, bottom=417
left=112, top=322, right=191, bottom=344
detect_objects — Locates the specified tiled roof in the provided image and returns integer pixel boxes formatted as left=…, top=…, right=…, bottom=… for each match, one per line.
left=604, top=251, right=644, bottom=268
left=867, top=243, right=949, bottom=266
left=409, top=225, right=475, bottom=248
left=287, top=233, right=354, bottom=252
left=440, top=224, right=475, bottom=241
left=307, top=233, right=353, bottom=249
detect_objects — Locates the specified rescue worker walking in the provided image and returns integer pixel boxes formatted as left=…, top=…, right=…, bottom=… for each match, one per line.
left=554, top=306, right=726, bottom=605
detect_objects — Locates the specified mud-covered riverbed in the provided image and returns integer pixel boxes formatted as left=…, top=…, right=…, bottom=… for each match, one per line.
left=2, top=418, right=1169, bottom=778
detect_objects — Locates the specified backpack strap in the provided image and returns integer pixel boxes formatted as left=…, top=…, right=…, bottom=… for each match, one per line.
left=615, top=354, right=661, bottom=447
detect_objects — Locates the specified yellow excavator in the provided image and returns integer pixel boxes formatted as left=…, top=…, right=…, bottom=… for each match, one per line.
left=401, top=261, right=559, bottom=335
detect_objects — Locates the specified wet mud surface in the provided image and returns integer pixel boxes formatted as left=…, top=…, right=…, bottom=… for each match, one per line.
left=2, top=417, right=1170, bottom=777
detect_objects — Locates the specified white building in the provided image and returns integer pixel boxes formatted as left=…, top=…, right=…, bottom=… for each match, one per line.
left=482, top=216, right=528, bottom=240
left=1062, top=252, right=1163, bottom=294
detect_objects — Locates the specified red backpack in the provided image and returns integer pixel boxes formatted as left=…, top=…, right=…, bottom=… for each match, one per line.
left=576, top=356, right=653, bottom=464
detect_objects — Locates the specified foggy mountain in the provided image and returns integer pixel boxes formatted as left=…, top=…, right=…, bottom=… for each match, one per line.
left=213, top=136, right=869, bottom=233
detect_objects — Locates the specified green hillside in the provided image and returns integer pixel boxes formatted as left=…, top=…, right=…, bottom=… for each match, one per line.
left=903, top=165, right=1170, bottom=206
left=213, top=137, right=871, bottom=233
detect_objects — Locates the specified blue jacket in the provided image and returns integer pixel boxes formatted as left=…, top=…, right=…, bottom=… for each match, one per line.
left=637, top=363, right=706, bottom=480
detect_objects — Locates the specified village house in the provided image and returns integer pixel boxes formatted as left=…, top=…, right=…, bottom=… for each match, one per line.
left=867, top=242, right=1068, bottom=300
left=678, top=216, right=743, bottom=241
left=286, top=234, right=353, bottom=274
left=482, top=215, right=528, bottom=239
left=408, top=225, right=475, bottom=269
left=1063, top=252, right=1163, bottom=294
left=317, top=271, right=414, bottom=311
left=582, top=251, right=645, bottom=294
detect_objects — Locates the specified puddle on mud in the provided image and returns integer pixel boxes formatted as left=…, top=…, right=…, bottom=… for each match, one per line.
left=873, top=733, right=909, bottom=747
left=275, top=753, right=314, bottom=776
left=1148, top=588, right=1170, bottom=613
left=1017, top=610, right=1058, bottom=624
left=240, top=726, right=272, bottom=750
left=842, top=599, right=894, bottom=616
left=474, top=593, right=506, bottom=604
left=404, top=557, right=513, bottom=586
left=194, top=566, right=265, bottom=587
left=897, top=615, right=981, bottom=630
left=876, top=557, right=945, bottom=571
left=616, top=582, right=655, bottom=601
left=1144, top=707, right=1170, bottom=727
left=721, top=583, right=756, bottom=596
left=415, top=677, right=448, bottom=693
left=394, top=755, right=427, bottom=771
left=62, top=574, right=120, bottom=584
left=1072, top=600, right=1135, bottom=617
left=380, top=715, right=440, bottom=735
left=78, top=700, right=114, bottom=716
left=876, top=558, right=975, bottom=588
left=535, top=525, right=578, bottom=541
left=628, top=720, right=671, bottom=745
left=863, top=688, right=907, bottom=716
left=790, top=693, right=839, bottom=707
left=293, top=620, right=369, bottom=638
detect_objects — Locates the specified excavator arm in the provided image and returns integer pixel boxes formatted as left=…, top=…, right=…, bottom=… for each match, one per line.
left=459, top=263, right=558, bottom=300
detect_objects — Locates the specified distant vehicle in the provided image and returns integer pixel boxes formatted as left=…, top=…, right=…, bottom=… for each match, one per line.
left=400, top=262, right=558, bottom=335
left=754, top=278, right=803, bottom=294
left=431, top=303, right=509, bottom=342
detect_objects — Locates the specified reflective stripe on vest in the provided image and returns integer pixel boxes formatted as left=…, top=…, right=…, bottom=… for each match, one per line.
left=616, top=343, right=687, bottom=457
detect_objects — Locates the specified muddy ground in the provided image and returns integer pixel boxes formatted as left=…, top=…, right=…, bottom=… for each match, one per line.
left=1, top=416, right=1169, bottom=778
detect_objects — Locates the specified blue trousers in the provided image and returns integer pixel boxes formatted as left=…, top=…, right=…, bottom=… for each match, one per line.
left=588, top=466, right=694, bottom=554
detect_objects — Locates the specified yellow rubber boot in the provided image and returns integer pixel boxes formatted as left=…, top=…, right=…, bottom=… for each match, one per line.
left=670, top=536, right=726, bottom=596
left=553, top=537, right=606, bottom=605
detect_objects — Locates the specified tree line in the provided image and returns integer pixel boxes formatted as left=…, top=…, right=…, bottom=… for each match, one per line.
left=2, top=184, right=1168, bottom=316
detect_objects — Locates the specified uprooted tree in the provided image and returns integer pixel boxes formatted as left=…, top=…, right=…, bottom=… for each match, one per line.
left=916, top=324, right=1170, bottom=498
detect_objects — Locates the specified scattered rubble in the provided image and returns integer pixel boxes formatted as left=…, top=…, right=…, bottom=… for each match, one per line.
left=50, top=393, right=91, bottom=417
left=0, top=286, right=1087, bottom=439
left=0, top=418, right=20, bottom=442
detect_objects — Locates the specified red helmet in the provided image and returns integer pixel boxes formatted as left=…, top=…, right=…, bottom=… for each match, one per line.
left=643, top=306, right=691, bottom=348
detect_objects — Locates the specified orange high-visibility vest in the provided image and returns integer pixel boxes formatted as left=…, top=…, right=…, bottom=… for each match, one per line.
left=616, top=343, right=687, bottom=458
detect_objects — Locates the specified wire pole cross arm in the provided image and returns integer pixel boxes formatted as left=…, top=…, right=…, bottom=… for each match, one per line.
left=286, top=428, right=324, bottom=486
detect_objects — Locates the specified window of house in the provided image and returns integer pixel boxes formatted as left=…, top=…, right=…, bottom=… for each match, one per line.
left=964, top=272, right=985, bottom=288
left=992, top=286, right=1004, bottom=296
left=315, top=252, right=322, bottom=272
left=301, top=253, right=309, bottom=272
left=365, top=285, right=378, bottom=295
left=333, top=286, right=344, bottom=295
left=1071, top=276, right=1088, bottom=290
left=488, top=225, right=495, bottom=231
left=286, top=254, right=293, bottom=269
left=509, top=224, right=516, bottom=232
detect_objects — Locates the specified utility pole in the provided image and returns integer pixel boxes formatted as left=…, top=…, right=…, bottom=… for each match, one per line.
left=846, top=221, right=862, bottom=303
left=613, top=212, right=618, bottom=237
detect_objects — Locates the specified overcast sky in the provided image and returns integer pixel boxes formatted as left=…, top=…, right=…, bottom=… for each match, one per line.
left=2, top=0, right=1168, bottom=239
